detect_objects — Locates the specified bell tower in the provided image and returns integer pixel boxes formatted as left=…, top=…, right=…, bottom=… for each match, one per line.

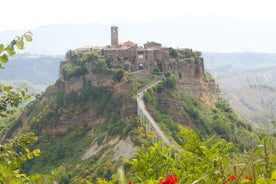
left=111, top=26, right=118, bottom=47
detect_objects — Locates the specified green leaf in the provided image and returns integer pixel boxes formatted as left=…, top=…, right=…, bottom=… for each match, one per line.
left=271, top=170, right=276, bottom=180
left=0, top=54, right=8, bottom=63
left=23, top=32, right=33, bottom=42
left=0, top=44, right=4, bottom=53
left=21, top=90, right=25, bottom=96
left=32, top=149, right=41, bottom=157
left=10, top=39, right=17, bottom=47
left=6, top=45, right=15, bottom=56
left=16, top=39, right=24, bottom=50
left=3, top=86, right=11, bottom=92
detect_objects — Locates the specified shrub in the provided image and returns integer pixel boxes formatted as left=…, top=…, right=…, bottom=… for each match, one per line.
left=112, top=69, right=124, bottom=82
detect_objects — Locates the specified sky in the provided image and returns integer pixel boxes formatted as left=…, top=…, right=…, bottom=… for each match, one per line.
left=1, top=0, right=276, bottom=54
left=2, top=0, right=276, bottom=31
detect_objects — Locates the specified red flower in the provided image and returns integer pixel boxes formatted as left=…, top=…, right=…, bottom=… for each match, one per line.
left=166, top=175, right=178, bottom=183
left=227, top=175, right=236, bottom=181
left=160, top=174, right=178, bottom=184
left=128, top=181, right=133, bottom=184
left=160, top=178, right=166, bottom=184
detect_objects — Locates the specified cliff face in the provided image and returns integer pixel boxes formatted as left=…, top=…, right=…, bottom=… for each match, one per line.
left=166, top=58, right=221, bottom=108
left=138, top=57, right=221, bottom=129
left=19, top=53, right=137, bottom=135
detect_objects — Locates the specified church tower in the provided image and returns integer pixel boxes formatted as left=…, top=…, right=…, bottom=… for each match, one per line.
left=111, top=26, right=118, bottom=47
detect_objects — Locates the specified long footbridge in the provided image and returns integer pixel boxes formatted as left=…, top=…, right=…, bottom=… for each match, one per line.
left=137, top=77, right=171, bottom=146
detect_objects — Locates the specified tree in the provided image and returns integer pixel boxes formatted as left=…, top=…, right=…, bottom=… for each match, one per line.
left=169, top=47, right=178, bottom=58
left=0, top=133, right=41, bottom=183
left=0, top=32, right=33, bottom=117
left=194, top=51, right=202, bottom=58
left=0, top=32, right=32, bottom=65
left=0, top=33, right=52, bottom=183
left=123, top=61, right=131, bottom=71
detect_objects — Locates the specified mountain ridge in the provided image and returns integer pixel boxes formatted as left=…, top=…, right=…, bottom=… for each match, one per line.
left=204, top=53, right=276, bottom=132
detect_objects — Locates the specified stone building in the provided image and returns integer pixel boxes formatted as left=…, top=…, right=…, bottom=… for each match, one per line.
left=110, top=26, right=118, bottom=47
left=100, top=26, right=172, bottom=72
left=68, top=26, right=203, bottom=77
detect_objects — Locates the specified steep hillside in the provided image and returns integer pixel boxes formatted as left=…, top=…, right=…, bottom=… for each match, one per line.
left=4, top=49, right=258, bottom=182
left=217, top=67, right=276, bottom=132
left=142, top=74, right=256, bottom=150
left=204, top=53, right=276, bottom=133
left=16, top=51, right=140, bottom=181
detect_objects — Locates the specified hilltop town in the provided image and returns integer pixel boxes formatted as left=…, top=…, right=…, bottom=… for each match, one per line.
left=59, top=26, right=220, bottom=107
left=72, top=26, right=202, bottom=73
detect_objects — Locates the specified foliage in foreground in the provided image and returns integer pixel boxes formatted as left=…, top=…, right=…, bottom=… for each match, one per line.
left=0, top=133, right=44, bottom=183
left=99, top=127, right=275, bottom=184
left=0, top=32, right=33, bottom=118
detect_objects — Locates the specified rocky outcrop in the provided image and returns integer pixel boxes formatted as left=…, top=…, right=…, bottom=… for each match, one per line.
left=35, top=47, right=220, bottom=135
left=168, top=59, right=220, bottom=108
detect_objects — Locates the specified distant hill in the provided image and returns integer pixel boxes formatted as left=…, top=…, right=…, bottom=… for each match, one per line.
left=1, top=15, right=276, bottom=55
left=204, top=53, right=276, bottom=132
left=203, top=52, right=276, bottom=77
left=0, top=54, right=61, bottom=92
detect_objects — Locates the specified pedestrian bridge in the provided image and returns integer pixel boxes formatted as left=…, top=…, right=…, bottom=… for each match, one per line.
left=137, top=77, right=171, bottom=146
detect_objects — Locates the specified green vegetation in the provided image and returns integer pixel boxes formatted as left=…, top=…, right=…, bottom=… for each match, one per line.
left=21, top=116, right=143, bottom=183
left=126, top=127, right=233, bottom=183
left=62, top=51, right=98, bottom=78
left=0, top=32, right=32, bottom=65
left=124, top=128, right=276, bottom=184
left=0, top=111, right=21, bottom=135
left=112, top=69, right=124, bottom=82
left=61, top=62, right=88, bottom=78
left=24, top=77, right=113, bottom=136
left=62, top=50, right=127, bottom=84
left=22, top=125, right=92, bottom=174
left=143, top=73, right=256, bottom=150
left=163, top=72, right=176, bottom=90
left=204, top=53, right=276, bottom=132
left=13, top=50, right=139, bottom=182
left=123, top=61, right=131, bottom=71
left=62, top=51, right=110, bottom=78
left=0, top=33, right=59, bottom=183
left=136, top=77, right=155, bottom=90
left=169, top=47, right=202, bottom=62
left=180, top=94, right=256, bottom=150
left=169, top=47, right=178, bottom=58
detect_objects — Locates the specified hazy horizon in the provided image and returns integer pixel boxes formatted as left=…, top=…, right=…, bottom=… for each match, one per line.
left=1, top=0, right=276, bottom=55
left=1, top=15, right=276, bottom=55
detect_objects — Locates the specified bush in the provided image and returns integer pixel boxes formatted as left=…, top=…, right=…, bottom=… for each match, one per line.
left=169, top=47, right=178, bottom=58
left=61, top=63, right=88, bottom=78
left=112, top=69, right=124, bottom=82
